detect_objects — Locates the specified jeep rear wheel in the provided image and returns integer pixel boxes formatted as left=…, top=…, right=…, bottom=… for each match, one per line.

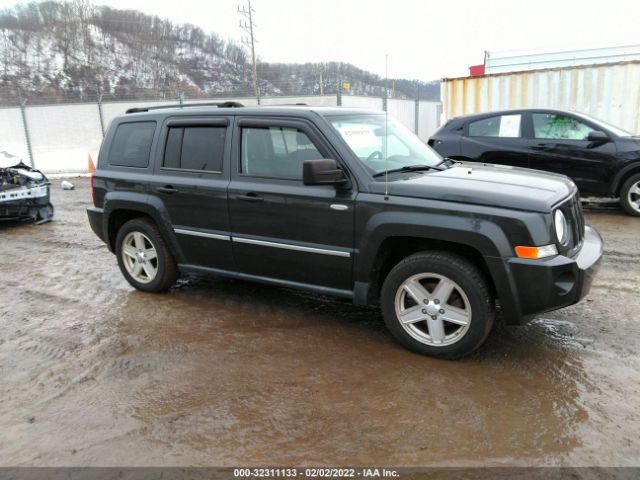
left=381, top=252, right=494, bottom=359
left=115, top=218, right=178, bottom=292
left=620, top=173, right=640, bottom=217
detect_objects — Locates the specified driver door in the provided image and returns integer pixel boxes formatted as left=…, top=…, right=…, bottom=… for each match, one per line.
left=227, top=117, right=356, bottom=292
left=526, top=111, right=618, bottom=195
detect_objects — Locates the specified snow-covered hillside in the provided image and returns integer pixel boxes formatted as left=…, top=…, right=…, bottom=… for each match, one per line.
left=0, top=1, right=439, bottom=104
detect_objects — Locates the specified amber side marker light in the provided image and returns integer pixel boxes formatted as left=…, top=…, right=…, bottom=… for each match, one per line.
left=515, top=245, right=558, bottom=259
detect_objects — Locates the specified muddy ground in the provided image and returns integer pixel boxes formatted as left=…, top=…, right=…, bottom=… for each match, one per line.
left=0, top=177, right=638, bottom=467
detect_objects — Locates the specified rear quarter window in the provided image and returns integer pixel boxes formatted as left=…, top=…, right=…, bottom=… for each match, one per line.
left=108, top=121, right=156, bottom=168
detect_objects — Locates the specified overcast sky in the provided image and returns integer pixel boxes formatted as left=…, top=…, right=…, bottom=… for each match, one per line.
left=2, top=0, right=639, bottom=80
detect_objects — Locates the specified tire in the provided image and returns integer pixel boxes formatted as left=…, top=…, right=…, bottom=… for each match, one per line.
left=115, top=218, right=178, bottom=292
left=620, top=173, right=640, bottom=217
left=380, top=251, right=495, bottom=359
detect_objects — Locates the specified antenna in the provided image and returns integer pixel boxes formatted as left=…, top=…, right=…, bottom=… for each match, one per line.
left=384, top=54, right=389, bottom=200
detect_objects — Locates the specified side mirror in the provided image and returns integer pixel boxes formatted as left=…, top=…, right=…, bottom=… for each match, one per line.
left=303, top=159, right=349, bottom=186
left=587, top=131, right=609, bottom=143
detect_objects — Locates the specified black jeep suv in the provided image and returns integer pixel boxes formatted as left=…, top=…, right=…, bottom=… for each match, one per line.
left=87, top=103, right=603, bottom=358
left=429, top=108, right=640, bottom=216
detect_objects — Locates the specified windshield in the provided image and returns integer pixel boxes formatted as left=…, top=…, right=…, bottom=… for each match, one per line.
left=328, top=114, right=443, bottom=175
left=576, top=113, right=634, bottom=137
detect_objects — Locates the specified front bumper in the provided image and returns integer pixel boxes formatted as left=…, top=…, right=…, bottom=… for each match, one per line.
left=0, top=188, right=53, bottom=223
left=500, top=225, right=603, bottom=324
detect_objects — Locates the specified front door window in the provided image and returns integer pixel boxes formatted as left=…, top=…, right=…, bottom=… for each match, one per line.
left=240, top=126, right=322, bottom=180
left=532, top=113, right=601, bottom=140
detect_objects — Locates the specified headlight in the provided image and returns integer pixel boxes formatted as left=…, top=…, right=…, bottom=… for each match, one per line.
left=554, top=210, right=568, bottom=245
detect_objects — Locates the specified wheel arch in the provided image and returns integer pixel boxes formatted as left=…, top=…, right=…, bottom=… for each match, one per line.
left=103, top=192, right=184, bottom=262
left=107, top=209, right=151, bottom=251
left=353, top=212, right=521, bottom=321
left=364, top=236, right=497, bottom=306
left=612, top=164, right=640, bottom=196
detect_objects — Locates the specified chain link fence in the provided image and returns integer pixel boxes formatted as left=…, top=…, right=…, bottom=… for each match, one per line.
left=0, top=92, right=441, bottom=174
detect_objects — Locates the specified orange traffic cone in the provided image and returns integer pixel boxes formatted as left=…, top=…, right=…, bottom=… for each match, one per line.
left=88, top=154, right=96, bottom=174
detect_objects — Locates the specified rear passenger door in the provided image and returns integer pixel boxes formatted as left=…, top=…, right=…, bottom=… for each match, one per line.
left=460, top=113, right=529, bottom=168
left=149, top=116, right=234, bottom=270
left=228, top=117, right=355, bottom=292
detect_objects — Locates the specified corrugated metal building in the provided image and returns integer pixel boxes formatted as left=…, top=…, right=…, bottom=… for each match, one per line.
left=484, top=44, right=640, bottom=74
left=441, top=47, right=640, bottom=135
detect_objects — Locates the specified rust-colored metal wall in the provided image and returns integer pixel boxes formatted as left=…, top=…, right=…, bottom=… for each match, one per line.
left=441, top=61, right=640, bottom=134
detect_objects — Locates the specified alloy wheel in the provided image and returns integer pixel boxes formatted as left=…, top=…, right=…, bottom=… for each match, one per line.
left=627, top=180, right=640, bottom=213
left=394, top=272, right=472, bottom=346
left=121, top=231, right=159, bottom=284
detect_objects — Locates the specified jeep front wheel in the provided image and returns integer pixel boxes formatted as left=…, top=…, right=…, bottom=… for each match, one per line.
left=115, top=218, right=178, bottom=292
left=380, top=252, right=494, bottom=359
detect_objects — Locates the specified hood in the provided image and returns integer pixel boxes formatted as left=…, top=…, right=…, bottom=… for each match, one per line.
left=373, top=161, right=576, bottom=212
left=616, top=136, right=640, bottom=153
left=0, top=150, right=24, bottom=169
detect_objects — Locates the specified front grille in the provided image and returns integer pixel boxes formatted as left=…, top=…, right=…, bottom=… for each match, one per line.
left=559, top=192, right=585, bottom=253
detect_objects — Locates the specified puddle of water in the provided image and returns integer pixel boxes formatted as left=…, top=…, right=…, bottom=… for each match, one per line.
left=0, top=179, right=639, bottom=466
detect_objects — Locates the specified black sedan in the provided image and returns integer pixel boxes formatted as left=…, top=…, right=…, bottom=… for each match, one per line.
left=429, top=109, right=640, bottom=216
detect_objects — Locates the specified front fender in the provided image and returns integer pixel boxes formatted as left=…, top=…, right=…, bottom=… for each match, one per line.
left=353, top=197, right=547, bottom=321
left=355, top=208, right=513, bottom=282
left=610, top=161, right=640, bottom=196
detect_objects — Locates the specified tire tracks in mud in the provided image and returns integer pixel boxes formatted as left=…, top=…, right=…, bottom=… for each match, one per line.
left=1, top=178, right=640, bottom=466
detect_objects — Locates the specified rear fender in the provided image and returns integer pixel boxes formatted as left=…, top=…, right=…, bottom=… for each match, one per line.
left=103, top=191, right=184, bottom=262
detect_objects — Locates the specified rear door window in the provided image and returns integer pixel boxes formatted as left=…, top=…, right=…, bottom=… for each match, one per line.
left=163, top=126, right=226, bottom=172
left=109, top=122, right=156, bottom=167
left=468, top=114, right=522, bottom=138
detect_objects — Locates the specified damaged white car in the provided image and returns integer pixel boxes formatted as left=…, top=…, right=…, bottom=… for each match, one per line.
left=0, top=151, right=53, bottom=223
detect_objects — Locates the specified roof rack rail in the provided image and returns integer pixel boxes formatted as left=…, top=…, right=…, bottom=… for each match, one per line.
left=125, top=101, right=244, bottom=114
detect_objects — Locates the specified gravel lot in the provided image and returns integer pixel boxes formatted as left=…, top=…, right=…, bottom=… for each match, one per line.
left=0, top=177, right=638, bottom=467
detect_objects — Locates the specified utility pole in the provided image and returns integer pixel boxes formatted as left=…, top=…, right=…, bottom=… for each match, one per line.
left=319, top=70, right=324, bottom=96
left=239, top=0, right=260, bottom=104
left=18, top=90, right=34, bottom=168
left=97, top=84, right=105, bottom=138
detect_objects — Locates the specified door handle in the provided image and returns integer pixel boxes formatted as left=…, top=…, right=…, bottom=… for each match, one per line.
left=157, top=185, right=178, bottom=194
left=530, top=143, right=549, bottom=151
left=237, top=193, right=264, bottom=203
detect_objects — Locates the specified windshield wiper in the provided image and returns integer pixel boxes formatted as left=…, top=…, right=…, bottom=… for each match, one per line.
left=436, top=157, right=460, bottom=167
left=372, top=164, right=442, bottom=177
